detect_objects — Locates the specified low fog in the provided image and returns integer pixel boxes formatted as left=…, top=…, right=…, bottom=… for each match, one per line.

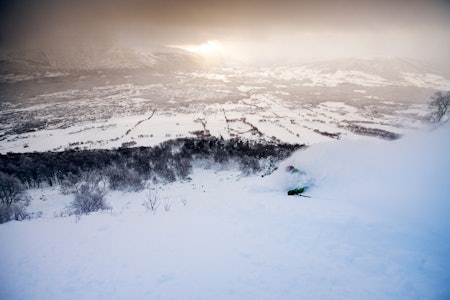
left=1, top=0, right=449, bottom=64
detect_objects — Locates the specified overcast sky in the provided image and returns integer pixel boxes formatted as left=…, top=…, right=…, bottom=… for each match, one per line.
left=1, top=0, right=449, bottom=63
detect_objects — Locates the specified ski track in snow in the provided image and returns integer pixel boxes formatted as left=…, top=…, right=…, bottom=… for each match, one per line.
left=0, top=126, right=449, bottom=299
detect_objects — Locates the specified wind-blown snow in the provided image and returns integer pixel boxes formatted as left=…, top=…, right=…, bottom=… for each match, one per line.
left=0, top=126, right=449, bottom=299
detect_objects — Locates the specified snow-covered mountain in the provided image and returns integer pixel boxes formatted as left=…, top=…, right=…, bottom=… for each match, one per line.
left=301, top=58, right=448, bottom=80
left=2, top=43, right=448, bottom=80
left=0, top=45, right=204, bottom=73
left=257, top=58, right=450, bottom=90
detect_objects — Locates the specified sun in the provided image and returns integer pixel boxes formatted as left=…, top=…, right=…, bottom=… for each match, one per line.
left=172, top=40, right=224, bottom=56
left=189, top=41, right=223, bottom=54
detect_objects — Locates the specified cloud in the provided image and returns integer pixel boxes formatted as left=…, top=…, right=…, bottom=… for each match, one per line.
left=1, top=0, right=449, bottom=62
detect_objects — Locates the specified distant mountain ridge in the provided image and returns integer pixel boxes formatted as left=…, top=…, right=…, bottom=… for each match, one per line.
left=1, top=47, right=449, bottom=92
left=0, top=45, right=205, bottom=73
left=296, top=57, right=449, bottom=80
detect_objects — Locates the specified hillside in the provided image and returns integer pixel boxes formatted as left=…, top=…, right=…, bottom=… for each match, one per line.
left=0, top=125, right=449, bottom=299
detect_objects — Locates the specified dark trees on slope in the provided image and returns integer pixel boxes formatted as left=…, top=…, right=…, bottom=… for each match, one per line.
left=0, top=137, right=303, bottom=190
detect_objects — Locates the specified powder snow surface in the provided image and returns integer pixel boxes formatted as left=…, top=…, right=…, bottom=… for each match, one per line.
left=0, top=126, right=449, bottom=299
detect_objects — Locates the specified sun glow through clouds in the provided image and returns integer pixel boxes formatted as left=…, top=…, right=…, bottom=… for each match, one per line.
left=173, top=40, right=224, bottom=56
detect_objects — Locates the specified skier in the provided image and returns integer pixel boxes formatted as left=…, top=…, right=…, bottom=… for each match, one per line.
left=286, top=165, right=310, bottom=196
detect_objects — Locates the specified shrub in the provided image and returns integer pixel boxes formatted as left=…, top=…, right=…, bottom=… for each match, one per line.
left=143, top=188, right=159, bottom=211
left=70, top=183, right=109, bottom=215
left=0, top=172, right=26, bottom=206
left=105, top=166, right=144, bottom=191
left=60, top=172, right=80, bottom=194
left=0, top=203, right=29, bottom=224
left=0, top=172, right=29, bottom=223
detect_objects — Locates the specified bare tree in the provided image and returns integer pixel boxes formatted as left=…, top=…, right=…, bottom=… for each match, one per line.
left=429, top=91, right=450, bottom=123
left=143, top=188, right=159, bottom=211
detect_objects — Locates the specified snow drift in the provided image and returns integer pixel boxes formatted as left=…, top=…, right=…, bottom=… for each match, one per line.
left=284, top=125, right=450, bottom=230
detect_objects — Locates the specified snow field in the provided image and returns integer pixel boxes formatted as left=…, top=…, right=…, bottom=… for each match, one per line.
left=0, top=90, right=428, bottom=154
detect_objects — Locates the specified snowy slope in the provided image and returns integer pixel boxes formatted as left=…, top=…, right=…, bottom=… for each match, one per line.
left=1, top=125, right=449, bottom=299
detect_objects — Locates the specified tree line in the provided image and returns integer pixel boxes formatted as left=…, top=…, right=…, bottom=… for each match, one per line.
left=1, top=137, right=304, bottom=189
left=0, top=137, right=303, bottom=223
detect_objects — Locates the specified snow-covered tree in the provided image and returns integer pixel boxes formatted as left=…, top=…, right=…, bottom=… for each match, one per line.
left=429, top=91, right=450, bottom=123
